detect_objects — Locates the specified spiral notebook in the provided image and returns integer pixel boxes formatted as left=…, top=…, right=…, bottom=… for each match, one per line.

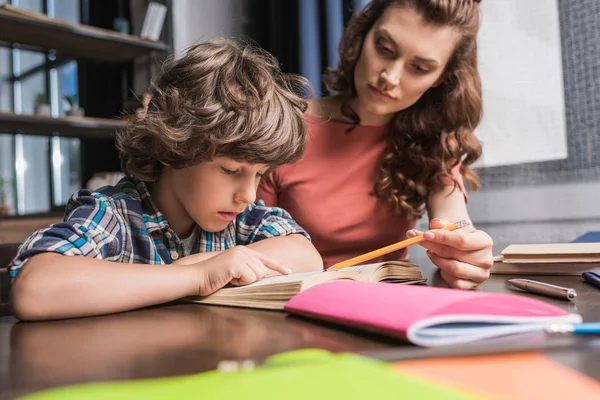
left=284, top=281, right=582, bottom=347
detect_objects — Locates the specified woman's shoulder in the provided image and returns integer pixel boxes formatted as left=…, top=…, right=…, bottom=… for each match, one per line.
left=306, top=97, right=335, bottom=119
left=305, top=97, right=388, bottom=138
left=306, top=96, right=350, bottom=123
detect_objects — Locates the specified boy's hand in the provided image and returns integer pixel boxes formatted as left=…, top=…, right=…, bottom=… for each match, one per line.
left=193, top=246, right=292, bottom=296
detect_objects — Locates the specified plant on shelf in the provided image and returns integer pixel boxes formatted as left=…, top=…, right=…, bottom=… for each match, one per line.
left=34, top=92, right=51, bottom=116
left=65, top=93, right=85, bottom=117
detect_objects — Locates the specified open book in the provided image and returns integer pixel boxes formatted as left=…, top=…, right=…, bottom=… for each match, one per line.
left=491, top=243, right=600, bottom=275
left=186, top=261, right=425, bottom=310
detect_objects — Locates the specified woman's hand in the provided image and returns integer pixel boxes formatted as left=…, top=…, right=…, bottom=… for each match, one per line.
left=407, top=218, right=494, bottom=289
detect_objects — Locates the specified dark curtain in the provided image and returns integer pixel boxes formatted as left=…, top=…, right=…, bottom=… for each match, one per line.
left=245, top=0, right=369, bottom=97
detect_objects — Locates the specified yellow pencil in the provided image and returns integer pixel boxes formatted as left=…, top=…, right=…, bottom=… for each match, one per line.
left=330, top=220, right=472, bottom=271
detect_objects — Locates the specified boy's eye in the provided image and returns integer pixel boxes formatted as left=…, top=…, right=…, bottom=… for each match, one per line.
left=221, top=167, right=240, bottom=175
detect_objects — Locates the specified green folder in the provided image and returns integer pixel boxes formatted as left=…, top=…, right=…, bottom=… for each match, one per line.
left=19, top=349, right=480, bottom=399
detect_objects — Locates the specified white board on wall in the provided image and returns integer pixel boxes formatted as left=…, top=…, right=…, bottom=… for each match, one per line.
left=474, top=0, right=567, bottom=168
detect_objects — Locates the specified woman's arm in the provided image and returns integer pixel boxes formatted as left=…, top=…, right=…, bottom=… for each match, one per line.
left=414, top=185, right=493, bottom=289
left=426, top=184, right=473, bottom=230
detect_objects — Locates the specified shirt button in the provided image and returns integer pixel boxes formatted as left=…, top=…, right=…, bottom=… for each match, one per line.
left=165, top=232, right=172, bottom=239
left=170, top=251, right=179, bottom=260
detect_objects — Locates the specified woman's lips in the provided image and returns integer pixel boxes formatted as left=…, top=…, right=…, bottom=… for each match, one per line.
left=368, top=84, right=394, bottom=100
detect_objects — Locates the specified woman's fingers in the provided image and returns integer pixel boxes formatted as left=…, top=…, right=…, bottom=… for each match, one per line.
left=421, top=242, right=493, bottom=269
left=439, top=270, right=480, bottom=290
left=424, top=228, right=493, bottom=252
left=427, top=250, right=490, bottom=283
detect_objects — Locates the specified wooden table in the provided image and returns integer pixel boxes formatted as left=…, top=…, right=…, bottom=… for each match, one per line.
left=1, top=263, right=600, bottom=399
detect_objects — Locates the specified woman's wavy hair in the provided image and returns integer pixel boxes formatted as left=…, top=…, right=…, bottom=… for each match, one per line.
left=324, top=0, right=483, bottom=218
left=117, top=38, right=310, bottom=182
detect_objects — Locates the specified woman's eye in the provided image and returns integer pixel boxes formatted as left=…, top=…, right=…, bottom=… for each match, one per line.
left=376, top=40, right=393, bottom=56
left=221, top=167, right=240, bottom=175
left=413, top=65, right=429, bottom=74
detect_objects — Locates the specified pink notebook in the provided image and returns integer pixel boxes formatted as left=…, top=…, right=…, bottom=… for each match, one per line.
left=284, top=281, right=582, bottom=347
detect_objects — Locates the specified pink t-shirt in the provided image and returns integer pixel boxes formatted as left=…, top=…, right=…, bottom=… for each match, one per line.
left=257, top=114, right=466, bottom=269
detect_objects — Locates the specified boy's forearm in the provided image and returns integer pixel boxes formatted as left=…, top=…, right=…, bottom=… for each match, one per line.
left=10, top=253, right=199, bottom=321
left=246, top=234, right=323, bottom=272
left=174, top=251, right=222, bottom=265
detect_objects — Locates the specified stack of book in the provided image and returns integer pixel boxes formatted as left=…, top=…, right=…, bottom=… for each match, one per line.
left=491, top=242, right=600, bottom=275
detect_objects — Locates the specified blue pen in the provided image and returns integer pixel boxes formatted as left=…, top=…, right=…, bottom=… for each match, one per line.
left=546, top=322, right=600, bottom=335
left=582, top=271, right=600, bottom=290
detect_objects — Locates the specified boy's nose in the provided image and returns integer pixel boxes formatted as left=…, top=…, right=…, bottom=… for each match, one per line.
left=235, top=183, right=257, bottom=205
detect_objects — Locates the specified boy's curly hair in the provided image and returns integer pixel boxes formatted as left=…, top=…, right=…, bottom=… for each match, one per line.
left=117, top=39, right=310, bottom=182
left=324, top=0, right=483, bottom=218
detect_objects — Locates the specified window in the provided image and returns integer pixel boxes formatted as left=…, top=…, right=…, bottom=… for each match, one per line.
left=0, top=0, right=82, bottom=216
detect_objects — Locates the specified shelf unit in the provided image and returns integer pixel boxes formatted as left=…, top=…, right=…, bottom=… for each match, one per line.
left=0, top=2, right=171, bottom=223
left=0, top=4, right=170, bottom=62
left=0, top=4, right=168, bottom=140
left=0, top=112, right=126, bottom=139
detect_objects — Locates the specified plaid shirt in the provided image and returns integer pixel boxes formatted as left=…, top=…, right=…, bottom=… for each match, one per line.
left=8, top=177, right=309, bottom=279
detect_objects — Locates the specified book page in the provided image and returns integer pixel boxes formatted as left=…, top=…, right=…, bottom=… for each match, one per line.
left=238, top=270, right=361, bottom=289
left=341, top=261, right=420, bottom=282
left=340, top=263, right=385, bottom=280
left=224, top=272, right=323, bottom=290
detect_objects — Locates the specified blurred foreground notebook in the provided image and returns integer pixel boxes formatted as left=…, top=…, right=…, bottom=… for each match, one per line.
left=186, top=261, right=425, bottom=310
left=18, top=350, right=478, bottom=400
left=491, top=243, right=600, bottom=275
left=284, top=281, right=581, bottom=347
left=395, top=353, right=600, bottom=399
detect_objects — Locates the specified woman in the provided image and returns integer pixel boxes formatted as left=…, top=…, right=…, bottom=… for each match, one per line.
left=258, top=0, right=493, bottom=289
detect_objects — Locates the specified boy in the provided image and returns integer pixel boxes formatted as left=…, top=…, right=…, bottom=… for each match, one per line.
left=9, top=39, right=323, bottom=321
